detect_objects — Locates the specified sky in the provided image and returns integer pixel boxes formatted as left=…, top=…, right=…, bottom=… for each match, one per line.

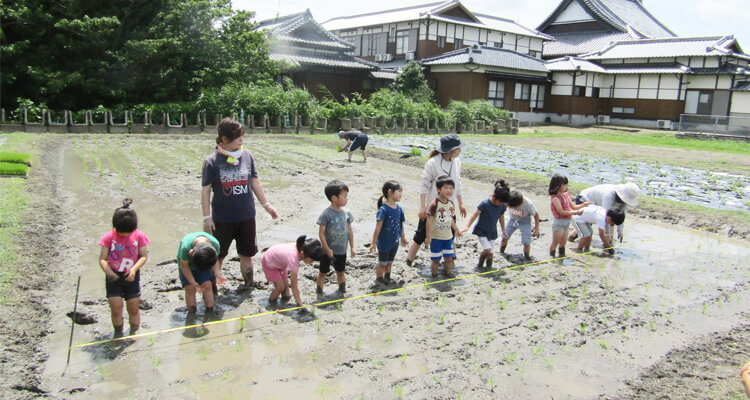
left=233, top=0, right=749, bottom=49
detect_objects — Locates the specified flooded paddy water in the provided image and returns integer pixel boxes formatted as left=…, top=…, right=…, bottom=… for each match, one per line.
left=35, top=134, right=749, bottom=399
left=369, top=135, right=750, bottom=212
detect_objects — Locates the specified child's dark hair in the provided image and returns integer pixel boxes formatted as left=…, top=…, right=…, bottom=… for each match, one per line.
left=435, top=175, right=454, bottom=189
left=607, top=208, right=626, bottom=226
left=493, top=179, right=510, bottom=203
left=377, top=180, right=402, bottom=208
left=324, top=180, right=349, bottom=201
left=548, top=174, right=569, bottom=195
left=508, top=191, right=524, bottom=207
left=112, top=198, right=137, bottom=233
left=296, top=235, right=324, bottom=261
left=190, top=242, right=218, bottom=271
left=216, top=117, right=244, bottom=145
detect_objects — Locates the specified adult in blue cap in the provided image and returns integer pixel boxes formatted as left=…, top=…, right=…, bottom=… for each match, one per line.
left=405, top=133, right=468, bottom=266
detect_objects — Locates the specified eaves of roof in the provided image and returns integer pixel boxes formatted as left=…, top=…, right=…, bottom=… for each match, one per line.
left=271, top=51, right=378, bottom=70
left=422, top=45, right=547, bottom=72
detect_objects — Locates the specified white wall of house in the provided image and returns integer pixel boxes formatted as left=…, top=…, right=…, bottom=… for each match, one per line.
left=731, top=91, right=750, bottom=116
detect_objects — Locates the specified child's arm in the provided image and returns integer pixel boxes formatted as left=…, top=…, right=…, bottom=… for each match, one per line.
left=533, top=212, right=540, bottom=237
left=400, top=221, right=408, bottom=246
left=571, top=201, right=590, bottom=211
left=125, top=245, right=149, bottom=282
left=319, top=224, right=333, bottom=258
left=599, top=227, right=615, bottom=254
left=462, top=209, right=481, bottom=234
left=212, top=260, right=227, bottom=286
left=425, top=217, right=433, bottom=248
left=180, top=260, right=203, bottom=293
left=456, top=195, right=467, bottom=218
left=289, top=271, right=303, bottom=307
left=98, top=247, right=118, bottom=281
left=201, top=184, right=214, bottom=233
left=499, top=214, right=507, bottom=239
left=348, top=223, right=356, bottom=257
left=451, top=219, right=463, bottom=238
left=370, top=220, right=384, bottom=253
left=552, top=197, right=583, bottom=217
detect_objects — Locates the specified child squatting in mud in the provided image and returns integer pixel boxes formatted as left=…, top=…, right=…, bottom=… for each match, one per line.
left=98, top=199, right=149, bottom=338
left=176, top=231, right=226, bottom=316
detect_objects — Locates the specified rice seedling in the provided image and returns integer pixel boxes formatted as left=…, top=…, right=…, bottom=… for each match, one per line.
left=410, top=147, right=422, bottom=156
left=487, top=287, right=493, bottom=297
left=311, top=348, right=318, bottom=362
left=355, top=334, right=362, bottom=350
left=426, top=323, right=435, bottom=332
left=385, top=333, right=393, bottom=344
left=579, top=322, right=588, bottom=336
left=505, top=352, right=517, bottom=364
left=569, top=300, right=578, bottom=310
left=0, top=162, right=28, bottom=176
left=472, top=334, right=479, bottom=347
left=235, top=340, right=244, bottom=352
left=533, top=344, right=544, bottom=355
left=152, top=355, right=162, bottom=369
left=437, top=294, right=446, bottom=308
left=486, top=332, right=495, bottom=343
left=317, top=317, right=322, bottom=332
left=239, top=318, right=246, bottom=332
left=97, top=364, right=113, bottom=379
left=440, top=314, right=446, bottom=324
left=487, top=376, right=496, bottom=392
left=377, top=304, right=384, bottom=315
left=394, top=386, right=405, bottom=399
left=400, top=353, right=408, bottom=364
left=199, top=346, right=209, bottom=360
left=498, top=300, right=506, bottom=310
left=648, top=321, right=656, bottom=331
left=220, top=370, right=233, bottom=382
left=148, top=337, right=155, bottom=346
left=599, top=339, right=610, bottom=350
left=336, top=302, right=343, bottom=311
left=519, top=295, right=525, bottom=304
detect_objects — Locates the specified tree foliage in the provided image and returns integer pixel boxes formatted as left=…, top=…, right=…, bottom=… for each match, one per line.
left=390, top=60, right=434, bottom=103
left=0, top=0, right=278, bottom=110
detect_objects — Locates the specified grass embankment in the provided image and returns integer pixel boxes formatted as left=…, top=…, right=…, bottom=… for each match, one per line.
left=0, top=134, right=37, bottom=303
left=294, top=134, right=750, bottom=240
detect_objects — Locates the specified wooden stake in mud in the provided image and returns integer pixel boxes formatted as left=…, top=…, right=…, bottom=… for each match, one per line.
left=62, top=275, right=81, bottom=377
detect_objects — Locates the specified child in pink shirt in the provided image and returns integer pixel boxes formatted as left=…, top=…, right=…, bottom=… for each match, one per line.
left=98, top=198, right=149, bottom=338
left=549, top=174, right=588, bottom=258
left=262, top=235, right=323, bottom=308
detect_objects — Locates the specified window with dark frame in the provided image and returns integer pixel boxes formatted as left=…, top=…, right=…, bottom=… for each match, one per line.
left=396, top=30, right=409, bottom=54
left=592, top=87, right=601, bottom=98
left=574, top=86, right=586, bottom=97
left=454, top=38, right=463, bottom=49
left=437, top=36, right=446, bottom=48
left=488, top=80, right=505, bottom=108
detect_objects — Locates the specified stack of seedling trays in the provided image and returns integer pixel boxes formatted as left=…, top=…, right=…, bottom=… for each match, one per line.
left=0, top=152, right=31, bottom=178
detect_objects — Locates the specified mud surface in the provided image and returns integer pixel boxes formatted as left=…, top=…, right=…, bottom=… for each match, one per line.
left=369, top=136, right=750, bottom=212
left=3, top=134, right=748, bottom=399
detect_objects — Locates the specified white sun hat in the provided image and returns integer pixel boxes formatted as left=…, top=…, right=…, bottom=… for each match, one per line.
left=615, top=182, right=641, bottom=207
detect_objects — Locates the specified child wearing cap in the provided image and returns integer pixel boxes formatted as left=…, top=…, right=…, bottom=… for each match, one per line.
left=406, top=134, right=468, bottom=266
left=338, top=129, right=368, bottom=162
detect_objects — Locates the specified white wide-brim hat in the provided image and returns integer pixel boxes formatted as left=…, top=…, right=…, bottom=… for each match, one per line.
left=615, top=182, right=641, bottom=207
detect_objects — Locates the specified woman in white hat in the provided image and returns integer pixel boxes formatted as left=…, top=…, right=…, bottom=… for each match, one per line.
left=571, top=182, right=640, bottom=242
left=405, top=134, right=468, bottom=266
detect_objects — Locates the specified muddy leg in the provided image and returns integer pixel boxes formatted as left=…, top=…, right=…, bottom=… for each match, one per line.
left=477, top=252, right=487, bottom=269
left=201, top=281, right=215, bottom=308
left=444, top=257, right=454, bottom=276
left=430, top=260, right=439, bottom=277
left=362, top=149, right=367, bottom=162
left=108, top=297, right=124, bottom=332
left=406, top=241, right=420, bottom=265
left=486, top=253, right=493, bottom=269
left=184, top=285, right=198, bottom=311
left=384, top=263, right=392, bottom=283
left=559, top=230, right=570, bottom=255
left=269, top=280, right=286, bottom=302
left=376, top=263, right=385, bottom=281
left=523, top=244, right=531, bottom=260
left=125, top=297, right=140, bottom=333
left=500, top=238, right=508, bottom=254
left=239, top=255, right=254, bottom=286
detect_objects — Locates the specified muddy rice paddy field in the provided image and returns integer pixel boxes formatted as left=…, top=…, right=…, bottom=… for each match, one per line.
left=1, top=133, right=749, bottom=399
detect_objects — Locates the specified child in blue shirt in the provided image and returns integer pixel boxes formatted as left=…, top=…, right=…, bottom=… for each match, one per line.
left=370, top=181, right=407, bottom=284
left=462, top=180, right=510, bottom=270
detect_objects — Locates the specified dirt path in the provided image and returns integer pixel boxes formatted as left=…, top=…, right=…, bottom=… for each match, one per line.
left=5, top=134, right=748, bottom=399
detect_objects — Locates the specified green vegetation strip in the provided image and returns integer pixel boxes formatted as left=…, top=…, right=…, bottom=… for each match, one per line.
left=522, top=130, right=750, bottom=155
left=0, top=152, right=32, bottom=165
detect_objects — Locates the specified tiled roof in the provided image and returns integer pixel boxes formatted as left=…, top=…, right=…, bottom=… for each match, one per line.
left=270, top=51, right=377, bottom=70
left=545, top=57, right=606, bottom=72
left=370, top=70, right=399, bottom=80
left=422, top=45, right=547, bottom=73
left=543, top=31, right=635, bottom=57
left=538, top=0, right=674, bottom=38
left=321, top=0, right=548, bottom=40
left=256, top=10, right=354, bottom=51
left=583, top=35, right=742, bottom=60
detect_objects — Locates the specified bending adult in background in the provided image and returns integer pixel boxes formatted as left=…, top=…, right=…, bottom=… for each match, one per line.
left=570, top=182, right=640, bottom=243
left=201, top=117, right=279, bottom=288
left=405, top=134, right=468, bottom=266
left=338, top=129, right=368, bottom=162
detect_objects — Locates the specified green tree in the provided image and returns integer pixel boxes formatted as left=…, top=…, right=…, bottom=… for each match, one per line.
left=390, top=60, right=434, bottom=102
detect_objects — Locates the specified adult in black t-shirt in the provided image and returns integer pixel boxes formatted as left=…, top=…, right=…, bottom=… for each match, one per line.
left=201, top=117, right=278, bottom=287
left=338, top=130, right=368, bottom=162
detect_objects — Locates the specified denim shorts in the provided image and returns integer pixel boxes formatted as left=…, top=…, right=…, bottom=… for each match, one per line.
left=377, top=246, right=399, bottom=265
left=551, top=217, right=572, bottom=232
left=506, top=218, right=533, bottom=245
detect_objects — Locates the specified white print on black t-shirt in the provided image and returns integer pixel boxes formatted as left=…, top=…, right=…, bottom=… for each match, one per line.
left=219, top=167, right=250, bottom=197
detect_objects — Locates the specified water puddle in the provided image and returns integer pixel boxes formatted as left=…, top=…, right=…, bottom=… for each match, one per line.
left=369, top=136, right=750, bottom=211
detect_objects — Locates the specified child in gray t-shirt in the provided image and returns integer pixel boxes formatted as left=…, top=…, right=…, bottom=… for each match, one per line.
left=317, top=180, right=355, bottom=294
left=500, top=191, right=540, bottom=260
